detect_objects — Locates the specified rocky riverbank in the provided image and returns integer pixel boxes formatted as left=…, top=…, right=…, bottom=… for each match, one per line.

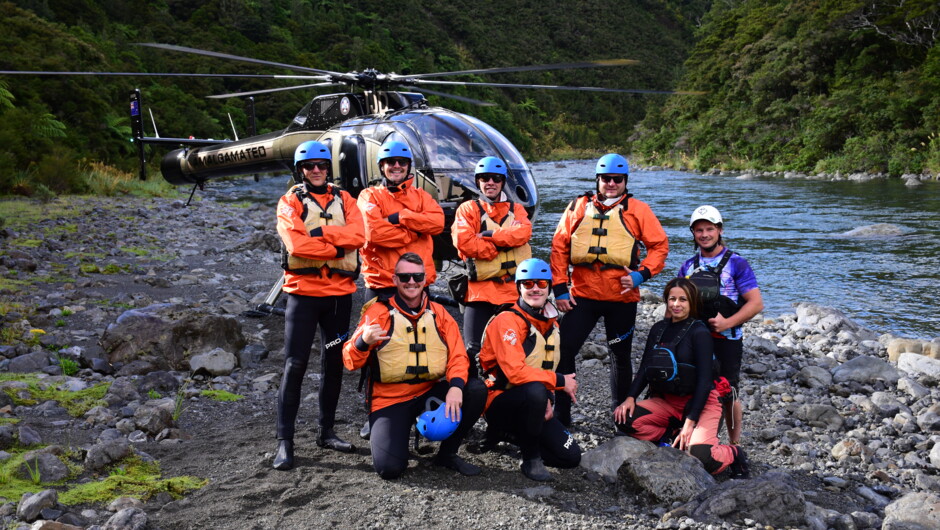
left=1, top=195, right=939, bottom=529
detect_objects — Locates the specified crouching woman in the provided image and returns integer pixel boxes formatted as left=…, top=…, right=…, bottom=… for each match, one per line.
left=614, top=278, right=748, bottom=478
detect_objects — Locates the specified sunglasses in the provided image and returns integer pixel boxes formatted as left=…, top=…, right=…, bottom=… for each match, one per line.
left=395, top=272, right=426, bottom=283
left=598, top=175, right=625, bottom=184
left=385, top=158, right=410, bottom=167
left=300, top=161, right=330, bottom=171
left=477, top=174, right=505, bottom=184
left=519, top=279, right=549, bottom=289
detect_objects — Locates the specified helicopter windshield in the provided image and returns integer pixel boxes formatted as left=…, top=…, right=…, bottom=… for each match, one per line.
left=462, top=114, right=529, bottom=171
left=409, top=114, right=500, bottom=169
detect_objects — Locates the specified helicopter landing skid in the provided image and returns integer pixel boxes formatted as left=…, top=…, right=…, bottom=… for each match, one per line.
left=242, top=276, right=286, bottom=318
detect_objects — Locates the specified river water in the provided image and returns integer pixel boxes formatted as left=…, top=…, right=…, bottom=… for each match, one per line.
left=216, top=161, right=940, bottom=339
left=530, top=161, right=940, bottom=340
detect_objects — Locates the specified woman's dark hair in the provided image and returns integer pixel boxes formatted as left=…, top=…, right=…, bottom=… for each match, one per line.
left=662, top=277, right=701, bottom=320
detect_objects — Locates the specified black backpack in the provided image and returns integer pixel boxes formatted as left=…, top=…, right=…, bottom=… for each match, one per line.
left=644, top=319, right=696, bottom=385
left=687, top=251, right=742, bottom=319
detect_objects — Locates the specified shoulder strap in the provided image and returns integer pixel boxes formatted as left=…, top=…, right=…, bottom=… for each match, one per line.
left=715, top=249, right=735, bottom=273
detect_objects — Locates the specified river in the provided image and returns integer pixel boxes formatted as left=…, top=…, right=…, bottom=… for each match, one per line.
left=215, top=161, right=940, bottom=339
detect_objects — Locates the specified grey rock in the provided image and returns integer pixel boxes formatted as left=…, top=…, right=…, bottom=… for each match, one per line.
left=796, top=366, right=833, bottom=388
left=856, top=485, right=891, bottom=508
left=189, top=347, right=237, bottom=376
left=851, top=511, right=881, bottom=529
left=100, top=303, right=245, bottom=371
left=89, top=357, right=115, bottom=374
left=916, top=404, right=940, bottom=432
left=831, top=355, right=900, bottom=385
left=102, top=507, right=147, bottom=530
left=137, top=371, right=180, bottom=395
left=898, top=378, right=930, bottom=401
left=580, top=342, right=608, bottom=361
left=882, top=492, right=940, bottom=529
left=134, top=405, right=174, bottom=435
left=85, top=439, right=131, bottom=473
left=107, top=497, right=144, bottom=512
left=104, top=378, right=141, bottom=404
left=238, top=343, right=267, bottom=368
left=18, top=452, right=68, bottom=482
left=898, top=352, right=940, bottom=380
left=930, top=443, right=940, bottom=469
left=797, top=404, right=844, bottom=431
left=8, top=351, right=52, bottom=373
left=0, top=425, right=14, bottom=450
left=581, top=436, right=655, bottom=483
left=16, top=489, right=57, bottom=522
left=832, top=438, right=873, bottom=463
left=667, top=471, right=807, bottom=527
left=870, top=391, right=904, bottom=416
left=619, top=445, right=716, bottom=504
left=18, top=425, right=42, bottom=445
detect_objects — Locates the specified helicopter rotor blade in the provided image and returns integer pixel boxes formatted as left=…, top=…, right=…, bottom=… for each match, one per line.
left=410, top=79, right=706, bottom=96
left=401, top=86, right=496, bottom=107
left=136, top=43, right=355, bottom=81
left=404, top=59, right=640, bottom=79
left=0, top=70, right=331, bottom=80
left=207, top=82, right=346, bottom=99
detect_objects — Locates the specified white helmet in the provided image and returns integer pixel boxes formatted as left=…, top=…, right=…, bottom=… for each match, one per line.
left=690, top=205, right=723, bottom=229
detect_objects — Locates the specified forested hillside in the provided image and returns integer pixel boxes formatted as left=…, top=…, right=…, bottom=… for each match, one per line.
left=0, top=0, right=706, bottom=195
left=634, top=0, right=940, bottom=176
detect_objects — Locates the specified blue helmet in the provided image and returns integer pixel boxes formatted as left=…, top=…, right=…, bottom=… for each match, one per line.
left=376, top=139, right=412, bottom=164
left=416, top=397, right=459, bottom=441
left=595, top=153, right=629, bottom=176
left=515, top=258, right=552, bottom=282
left=294, top=141, right=331, bottom=166
left=474, top=156, right=507, bottom=177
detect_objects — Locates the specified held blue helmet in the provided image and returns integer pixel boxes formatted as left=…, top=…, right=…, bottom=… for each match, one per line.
left=376, top=139, right=412, bottom=164
left=416, top=397, right=459, bottom=441
left=595, top=153, right=629, bottom=176
left=474, top=156, right=507, bottom=177
left=294, top=141, right=331, bottom=166
left=515, top=258, right=552, bottom=282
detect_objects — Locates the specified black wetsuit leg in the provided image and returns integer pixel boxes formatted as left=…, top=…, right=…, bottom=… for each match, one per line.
left=554, top=297, right=602, bottom=426
left=463, top=301, right=498, bottom=379
left=278, top=293, right=348, bottom=440
left=317, top=294, right=352, bottom=430
left=485, top=382, right=553, bottom=460
left=603, top=300, right=637, bottom=410
left=369, top=380, right=486, bottom=479
left=539, top=418, right=581, bottom=469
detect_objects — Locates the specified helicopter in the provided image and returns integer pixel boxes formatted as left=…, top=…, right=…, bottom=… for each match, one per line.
left=3, top=43, right=700, bottom=311
left=115, top=43, right=701, bottom=258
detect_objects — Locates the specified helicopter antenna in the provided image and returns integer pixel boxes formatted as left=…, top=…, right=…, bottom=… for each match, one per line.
left=228, top=113, right=239, bottom=141
left=149, top=109, right=160, bottom=138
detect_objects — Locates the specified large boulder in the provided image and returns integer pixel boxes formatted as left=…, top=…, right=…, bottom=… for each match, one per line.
left=666, top=471, right=807, bottom=527
left=831, top=355, right=899, bottom=386
left=618, top=446, right=716, bottom=504
left=580, top=436, right=656, bottom=483
left=898, top=352, right=940, bottom=380
left=99, top=303, right=245, bottom=371
left=883, top=492, right=940, bottom=530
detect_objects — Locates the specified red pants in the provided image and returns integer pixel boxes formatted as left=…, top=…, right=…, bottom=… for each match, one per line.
left=620, top=389, right=736, bottom=474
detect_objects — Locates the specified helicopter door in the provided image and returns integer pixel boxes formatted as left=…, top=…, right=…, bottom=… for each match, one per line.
left=339, top=135, right=367, bottom=197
